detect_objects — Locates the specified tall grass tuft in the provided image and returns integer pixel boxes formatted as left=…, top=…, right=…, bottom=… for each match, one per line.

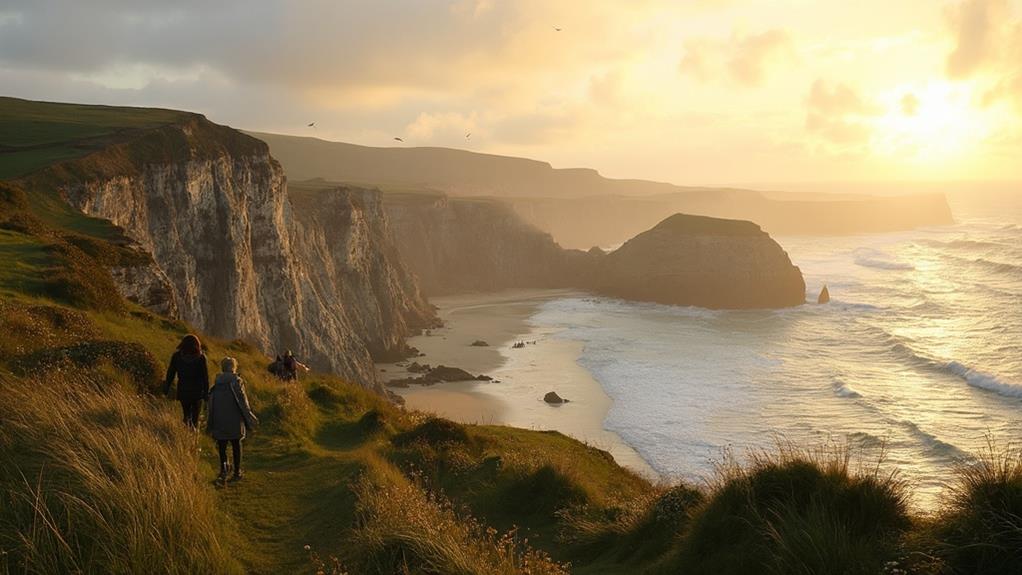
left=346, top=475, right=568, bottom=575
left=938, top=441, right=1022, bottom=574
left=672, top=442, right=911, bottom=575
left=0, top=372, right=242, bottom=575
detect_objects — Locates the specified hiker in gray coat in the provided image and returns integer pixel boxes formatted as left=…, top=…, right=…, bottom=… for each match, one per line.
left=207, top=357, right=258, bottom=482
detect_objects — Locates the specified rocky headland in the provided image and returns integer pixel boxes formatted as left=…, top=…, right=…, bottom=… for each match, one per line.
left=589, top=213, right=807, bottom=309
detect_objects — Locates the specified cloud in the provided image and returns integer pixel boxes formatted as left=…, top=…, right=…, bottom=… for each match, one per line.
left=404, top=111, right=476, bottom=144
left=804, top=79, right=876, bottom=146
left=944, top=0, right=1022, bottom=109
left=679, top=29, right=795, bottom=86
left=945, top=0, right=1009, bottom=78
left=727, top=30, right=794, bottom=86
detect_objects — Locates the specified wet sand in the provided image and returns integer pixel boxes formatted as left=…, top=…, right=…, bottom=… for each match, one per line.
left=378, top=289, right=657, bottom=479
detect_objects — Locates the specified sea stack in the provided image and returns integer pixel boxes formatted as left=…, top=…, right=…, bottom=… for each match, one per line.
left=589, top=213, right=806, bottom=309
left=818, top=285, right=830, bottom=304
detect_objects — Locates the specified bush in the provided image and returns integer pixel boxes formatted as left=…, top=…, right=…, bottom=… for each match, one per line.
left=11, top=340, right=163, bottom=392
left=938, top=443, right=1022, bottom=574
left=0, top=373, right=242, bottom=574
left=673, top=444, right=911, bottom=575
left=0, top=301, right=98, bottom=358
left=393, top=417, right=470, bottom=448
left=346, top=475, right=567, bottom=575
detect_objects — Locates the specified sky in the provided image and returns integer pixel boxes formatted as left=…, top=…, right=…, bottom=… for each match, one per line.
left=1, top=0, right=1020, bottom=186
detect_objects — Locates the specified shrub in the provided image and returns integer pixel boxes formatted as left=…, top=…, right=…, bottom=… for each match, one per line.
left=346, top=475, right=568, bottom=575
left=393, top=417, right=470, bottom=448
left=11, top=340, right=163, bottom=392
left=937, top=442, right=1022, bottom=574
left=673, top=444, right=911, bottom=575
left=0, top=373, right=242, bottom=574
left=0, top=301, right=98, bottom=358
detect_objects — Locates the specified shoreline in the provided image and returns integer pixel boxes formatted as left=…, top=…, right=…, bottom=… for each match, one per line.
left=378, top=288, right=658, bottom=479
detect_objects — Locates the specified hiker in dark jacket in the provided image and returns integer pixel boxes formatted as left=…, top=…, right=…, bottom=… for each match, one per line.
left=164, top=334, right=210, bottom=428
left=207, top=356, right=258, bottom=482
left=280, top=349, right=310, bottom=381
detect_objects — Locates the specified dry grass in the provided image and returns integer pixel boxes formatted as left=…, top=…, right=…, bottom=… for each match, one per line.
left=937, top=440, right=1022, bottom=574
left=346, top=475, right=568, bottom=575
left=0, top=372, right=242, bottom=575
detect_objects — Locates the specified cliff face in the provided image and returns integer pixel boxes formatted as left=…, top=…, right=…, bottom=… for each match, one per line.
left=50, top=116, right=432, bottom=389
left=381, top=191, right=576, bottom=295
left=591, top=214, right=806, bottom=309
left=373, top=188, right=805, bottom=310
left=289, top=185, right=435, bottom=362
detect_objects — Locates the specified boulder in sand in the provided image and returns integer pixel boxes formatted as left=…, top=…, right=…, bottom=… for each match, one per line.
left=543, top=391, right=568, bottom=404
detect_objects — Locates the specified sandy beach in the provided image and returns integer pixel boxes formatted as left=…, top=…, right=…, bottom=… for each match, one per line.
left=378, top=289, right=657, bottom=479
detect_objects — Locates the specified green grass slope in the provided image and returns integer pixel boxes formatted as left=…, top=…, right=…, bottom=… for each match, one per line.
left=0, top=96, right=188, bottom=180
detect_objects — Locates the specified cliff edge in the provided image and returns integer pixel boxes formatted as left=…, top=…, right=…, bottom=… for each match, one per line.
left=6, top=99, right=434, bottom=389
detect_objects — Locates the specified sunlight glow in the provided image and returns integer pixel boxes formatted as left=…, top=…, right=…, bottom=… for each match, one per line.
left=869, top=82, right=994, bottom=165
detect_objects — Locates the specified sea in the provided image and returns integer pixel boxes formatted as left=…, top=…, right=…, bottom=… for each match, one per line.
left=530, top=190, right=1022, bottom=505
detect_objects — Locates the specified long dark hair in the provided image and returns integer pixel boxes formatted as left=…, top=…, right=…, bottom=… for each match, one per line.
left=177, top=334, right=202, bottom=356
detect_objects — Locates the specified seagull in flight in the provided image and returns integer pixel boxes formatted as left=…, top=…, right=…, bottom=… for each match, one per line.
left=393, top=137, right=404, bottom=142
left=307, top=122, right=315, bottom=128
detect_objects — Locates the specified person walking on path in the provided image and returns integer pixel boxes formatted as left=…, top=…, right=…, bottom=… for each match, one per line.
left=280, top=349, right=310, bottom=381
left=207, top=356, right=258, bottom=483
left=163, top=334, right=210, bottom=428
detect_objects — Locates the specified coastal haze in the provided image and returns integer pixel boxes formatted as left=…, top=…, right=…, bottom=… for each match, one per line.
left=2, top=1, right=1022, bottom=573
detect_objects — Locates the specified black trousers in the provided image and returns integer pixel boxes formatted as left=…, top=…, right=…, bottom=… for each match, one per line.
left=217, top=439, right=242, bottom=474
left=180, top=399, right=201, bottom=428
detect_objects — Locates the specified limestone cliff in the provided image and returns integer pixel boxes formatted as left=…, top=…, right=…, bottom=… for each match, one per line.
left=590, top=214, right=806, bottom=309
left=380, top=191, right=577, bottom=295
left=42, top=115, right=432, bottom=389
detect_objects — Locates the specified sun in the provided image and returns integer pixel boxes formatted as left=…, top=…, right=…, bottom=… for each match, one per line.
left=868, top=82, right=992, bottom=165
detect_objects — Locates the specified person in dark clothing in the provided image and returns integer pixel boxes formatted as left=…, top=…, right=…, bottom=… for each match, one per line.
left=280, top=349, right=310, bottom=381
left=207, top=356, right=258, bottom=483
left=268, top=355, right=284, bottom=379
left=164, top=334, right=211, bottom=428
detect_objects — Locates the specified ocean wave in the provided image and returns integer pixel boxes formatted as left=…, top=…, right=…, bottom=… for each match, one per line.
left=935, top=252, right=1022, bottom=280
left=898, top=419, right=968, bottom=459
left=852, top=248, right=915, bottom=271
left=885, top=337, right=1022, bottom=401
left=831, top=380, right=862, bottom=398
left=944, top=361, right=1022, bottom=399
left=973, top=257, right=1022, bottom=277
left=917, top=238, right=1003, bottom=252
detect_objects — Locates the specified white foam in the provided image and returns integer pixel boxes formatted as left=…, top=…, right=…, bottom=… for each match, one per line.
left=831, top=380, right=862, bottom=398
left=945, top=361, right=1022, bottom=399
left=852, top=249, right=916, bottom=271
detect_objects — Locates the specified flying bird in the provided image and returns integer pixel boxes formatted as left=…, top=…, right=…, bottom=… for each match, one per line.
left=393, top=137, right=404, bottom=142
left=553, top=26, right=562, bottom=32
left=307, top=122, right=315, bottom=128
left=465, top=133, right=471, bottom=139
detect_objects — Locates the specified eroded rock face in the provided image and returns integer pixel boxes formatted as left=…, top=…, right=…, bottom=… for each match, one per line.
left=58, top=117, right=434, bottom=390
left=590, top=214, right=806, bottom=309
left=382, top=192, right=575, bottom=295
